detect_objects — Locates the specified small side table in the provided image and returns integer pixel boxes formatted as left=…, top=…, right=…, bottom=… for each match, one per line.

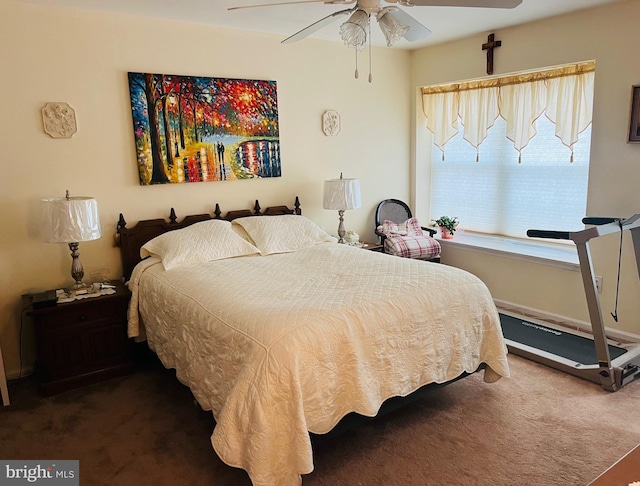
left=27, top=280, right=134, bottom=396
left=361, top=242, right=384, bottom=252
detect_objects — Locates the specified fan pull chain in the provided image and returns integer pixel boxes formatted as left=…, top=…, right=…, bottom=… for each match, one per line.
left=368, top=19, right=373, bottom=83
left=354, top=48, right=359, bottom=79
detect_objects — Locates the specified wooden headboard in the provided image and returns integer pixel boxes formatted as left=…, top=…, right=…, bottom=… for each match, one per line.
left=116, top=197, right=301, bottom=281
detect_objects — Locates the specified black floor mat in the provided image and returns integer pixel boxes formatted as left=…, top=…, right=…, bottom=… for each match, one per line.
left=500, top=313, right=627, bottom=365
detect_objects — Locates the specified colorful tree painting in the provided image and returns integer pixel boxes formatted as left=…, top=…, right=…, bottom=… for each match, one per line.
left=127, top=72, right=281, bottom=185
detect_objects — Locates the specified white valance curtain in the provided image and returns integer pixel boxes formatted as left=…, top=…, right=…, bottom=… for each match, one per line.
left=421, top=61, right=595, bottom=163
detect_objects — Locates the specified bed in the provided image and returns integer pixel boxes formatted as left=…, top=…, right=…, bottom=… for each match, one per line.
left=118, top=198, right=510, bottom=486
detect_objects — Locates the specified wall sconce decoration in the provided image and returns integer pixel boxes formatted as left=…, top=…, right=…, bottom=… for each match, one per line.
left=322, top=110, right=341, bottom=137
left=42, top=102, right=77, bottom=138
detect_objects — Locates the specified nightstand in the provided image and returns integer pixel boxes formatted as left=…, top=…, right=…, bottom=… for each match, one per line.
left=28, top=280, right=134, bottom=396
left=361, top=242, right=384, bottom=252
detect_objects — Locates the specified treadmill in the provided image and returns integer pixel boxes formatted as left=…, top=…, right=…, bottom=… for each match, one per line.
left=500, top=215, right=640, bottom=391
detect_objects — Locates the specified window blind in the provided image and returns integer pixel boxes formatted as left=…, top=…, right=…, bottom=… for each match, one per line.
left=430, top=115, right=591, bottom=238
left=425, top=62, right=594, bottom=238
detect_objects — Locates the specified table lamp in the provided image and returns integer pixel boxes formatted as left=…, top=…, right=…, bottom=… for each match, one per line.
left=323, top=173, right=361, bottom=243
left=41, top=190, right=102, bottom=290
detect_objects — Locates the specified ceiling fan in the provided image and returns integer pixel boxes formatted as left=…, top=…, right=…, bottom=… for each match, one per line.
left=229, top=0, right=522, bottom=81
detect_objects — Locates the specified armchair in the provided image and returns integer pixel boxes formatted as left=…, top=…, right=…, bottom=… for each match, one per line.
left=375, top=199, right=441, bottom=263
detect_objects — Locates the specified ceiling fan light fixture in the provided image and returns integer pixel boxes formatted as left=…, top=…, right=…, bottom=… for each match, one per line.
left=377, top=10, right=410, bottom=47
left=339, top=9, right=369, bottom=50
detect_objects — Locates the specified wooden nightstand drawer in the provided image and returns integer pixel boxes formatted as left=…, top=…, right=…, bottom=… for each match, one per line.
left=38, top=302, right=123, bottom=331
left=28, top=281, right=134, bottom=396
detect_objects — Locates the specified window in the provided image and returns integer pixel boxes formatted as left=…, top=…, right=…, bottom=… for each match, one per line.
left=423, top=62, right=594, bottom=239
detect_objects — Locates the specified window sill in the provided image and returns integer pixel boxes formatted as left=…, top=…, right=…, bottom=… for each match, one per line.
left=436, top=231, right=579, bottom=270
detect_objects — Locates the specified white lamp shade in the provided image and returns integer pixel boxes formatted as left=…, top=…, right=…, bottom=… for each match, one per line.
left=340, top=10, right=369, bottom=50
left=41, top=196, right=102, bottom=243
left=323, top=178, right=362, bottom=210
left=378, top=11, right=410, bottom=48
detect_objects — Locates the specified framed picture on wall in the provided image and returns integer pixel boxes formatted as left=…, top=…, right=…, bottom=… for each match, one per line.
left=628, top=85, right=640, bottom=143
left=127, top=73, right=281, bottom=185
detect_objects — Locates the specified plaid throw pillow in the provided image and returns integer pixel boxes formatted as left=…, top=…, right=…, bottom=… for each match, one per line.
left=384, top=235, right=441, bottom=260
left=380, top=217, right=423, bottom=237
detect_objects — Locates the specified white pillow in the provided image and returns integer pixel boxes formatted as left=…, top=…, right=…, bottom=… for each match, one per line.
left=232, top=215, right=337, bottom=255
left=141, top=219, right=259, bottom=270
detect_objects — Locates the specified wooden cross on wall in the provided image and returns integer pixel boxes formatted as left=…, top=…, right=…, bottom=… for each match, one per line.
left=482, top=33, right=501, bottom=75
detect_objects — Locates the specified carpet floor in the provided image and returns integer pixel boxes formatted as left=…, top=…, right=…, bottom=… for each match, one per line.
left=1, top=351, right=639, bottom=486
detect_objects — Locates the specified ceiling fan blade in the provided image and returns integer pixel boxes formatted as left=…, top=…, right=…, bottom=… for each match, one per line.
left=282, top=8, right=354, bottom=44
left=229, top=0, right=335, bottom=12
left=397, top=0, right=522, bottom=8
left=385, top=8, right=431, bottom=42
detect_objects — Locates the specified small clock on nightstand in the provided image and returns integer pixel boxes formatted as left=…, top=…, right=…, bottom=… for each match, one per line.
left=27, top=280, right=134, bottom=396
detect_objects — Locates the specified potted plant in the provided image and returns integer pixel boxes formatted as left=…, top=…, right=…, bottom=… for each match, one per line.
left=433, top=216, right=459, bottom=239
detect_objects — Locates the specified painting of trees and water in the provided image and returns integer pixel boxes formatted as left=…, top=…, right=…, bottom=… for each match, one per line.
left=128, top=72, right=281, bottom=185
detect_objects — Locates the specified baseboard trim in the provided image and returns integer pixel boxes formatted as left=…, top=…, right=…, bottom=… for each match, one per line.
left=494, top=299, right=640, bottom=343
left=6, top=365, right=35, bottom=382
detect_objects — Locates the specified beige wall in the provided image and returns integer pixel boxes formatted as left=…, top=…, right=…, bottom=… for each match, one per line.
left=411, top=0, right=640, bottom=333
left=2, top=0, right=639, bottom=380
left=0, top=2, right=410, bottom=378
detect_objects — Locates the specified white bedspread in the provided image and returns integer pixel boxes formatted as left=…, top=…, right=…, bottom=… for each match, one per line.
left=128, top=243, right=509, bottom=486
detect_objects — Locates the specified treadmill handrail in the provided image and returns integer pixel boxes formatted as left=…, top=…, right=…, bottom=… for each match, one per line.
left=526, top=229, right=571, bottom=240
left=573, top=213, right=640, bottom=245
left=528, top=213, right=640, bottom=245
left=582, top=217, right=621, bottom=225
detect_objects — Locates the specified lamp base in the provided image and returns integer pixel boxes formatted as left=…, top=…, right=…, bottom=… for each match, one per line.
left=68, top=242, right=89, bottom=291
left=336, top=209, right=346, bottom=244
left=70, top=282, right=91, bottom=291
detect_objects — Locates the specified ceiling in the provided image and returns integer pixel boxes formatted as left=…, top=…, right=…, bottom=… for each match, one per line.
left=14, top=0, right=622, bottom=49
